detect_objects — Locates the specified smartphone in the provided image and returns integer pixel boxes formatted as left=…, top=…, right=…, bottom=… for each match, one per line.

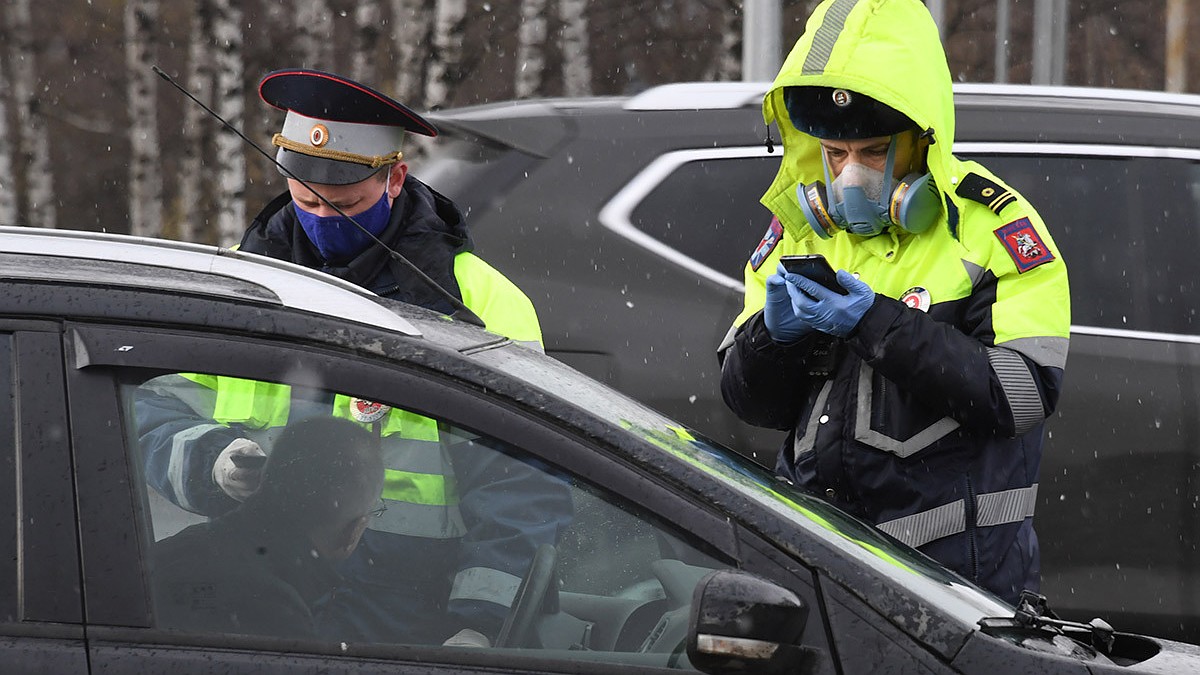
left=779, top=254, right=847, bottom=295
left=230, top=454, right=267, bottom=469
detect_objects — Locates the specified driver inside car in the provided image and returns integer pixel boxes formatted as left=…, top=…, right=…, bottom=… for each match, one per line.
left=151, top=417, right=384, bottom=639
left=137, top=373, right=574, bottom=646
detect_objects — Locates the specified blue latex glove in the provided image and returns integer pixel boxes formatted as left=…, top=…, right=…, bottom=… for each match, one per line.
left=763, top=264, right=814, bottom=343
left=783, top=269, right=876, bottom=338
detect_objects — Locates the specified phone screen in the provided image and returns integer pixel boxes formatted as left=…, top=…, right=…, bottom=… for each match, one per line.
left=230, top=454, right=267, bottom=469
left=779, top=254, right=848, bottom=295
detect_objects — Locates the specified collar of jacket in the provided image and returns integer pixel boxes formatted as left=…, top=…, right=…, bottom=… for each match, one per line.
left=242, top=175, right=473, bottom=312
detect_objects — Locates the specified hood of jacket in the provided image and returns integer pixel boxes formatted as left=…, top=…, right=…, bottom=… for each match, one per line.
left=761, top=0, right=961, bottom=243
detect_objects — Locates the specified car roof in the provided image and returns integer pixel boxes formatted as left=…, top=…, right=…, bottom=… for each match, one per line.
left=0, top=226, right=422, bottom=337
left=429, top=82, right=1200, bottom=151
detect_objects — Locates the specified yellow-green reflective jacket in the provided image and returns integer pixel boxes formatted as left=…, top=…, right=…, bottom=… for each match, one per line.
left=182, top=374, right=465, bottom=540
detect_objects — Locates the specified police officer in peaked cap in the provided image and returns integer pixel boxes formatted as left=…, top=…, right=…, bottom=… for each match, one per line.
left=240, top=68, right=542, bottom=349
left=137, top=69, right=571, bottom=648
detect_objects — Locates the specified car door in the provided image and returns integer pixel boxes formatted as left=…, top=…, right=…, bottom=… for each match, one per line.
left=0, top=325, right=89, bottom=674
left=62, top=319, right=837, bottom=673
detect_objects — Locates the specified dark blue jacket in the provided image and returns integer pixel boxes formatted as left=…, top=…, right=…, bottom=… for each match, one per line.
left=721, top=297, right=1063, bottom=604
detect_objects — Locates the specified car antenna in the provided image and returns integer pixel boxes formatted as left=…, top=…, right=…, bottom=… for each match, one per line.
left=151, top=65, right=486, bottom=329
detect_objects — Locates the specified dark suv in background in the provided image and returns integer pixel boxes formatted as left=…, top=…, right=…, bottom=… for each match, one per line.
left=423, top=82, right=1200, bottom=643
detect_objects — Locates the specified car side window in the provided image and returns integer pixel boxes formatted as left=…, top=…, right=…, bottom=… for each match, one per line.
left=965, top=153, right=1200, bottom=335
left=628, top=155, right=779, bottom=281
left=121, top=371, right=723, bottom=666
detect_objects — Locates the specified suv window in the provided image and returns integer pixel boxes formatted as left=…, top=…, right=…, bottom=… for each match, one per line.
left=629, top=154, right=779, bottom=281
left=620, top=147, right=1200, bottom=336
left=965, top=152, right=1200, bottom=335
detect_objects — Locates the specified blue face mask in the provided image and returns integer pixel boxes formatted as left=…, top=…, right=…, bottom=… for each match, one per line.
left=295, top=182, right=392, bottom=263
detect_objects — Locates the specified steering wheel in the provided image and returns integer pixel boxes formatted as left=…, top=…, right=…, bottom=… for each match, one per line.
left=495, top=544, right=557, bottom=648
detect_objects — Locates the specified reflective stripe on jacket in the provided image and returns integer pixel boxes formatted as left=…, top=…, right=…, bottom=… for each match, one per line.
left=179, top=374, right=466, bottom=540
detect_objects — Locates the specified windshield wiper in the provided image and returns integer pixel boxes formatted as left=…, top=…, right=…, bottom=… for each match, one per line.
left=978, top=590, right=1115, bottom=656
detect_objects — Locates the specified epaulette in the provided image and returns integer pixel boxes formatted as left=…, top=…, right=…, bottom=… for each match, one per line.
left=955, top=172, right=1017, bottom=216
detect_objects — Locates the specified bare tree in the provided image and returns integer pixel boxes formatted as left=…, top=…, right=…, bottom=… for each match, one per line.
left=125, top=0, right=163, bottom=238
left=178, top=0, right=216, bottom=243
left=391, top=0, right=434, bottom=106
left=426, top=0, right=467, bottom=109
left=0, top=10, right=16, bottom=226
left=0, top=93, right=12, bottom=226
left=515, top=0, right=548, bottom=98
left=9, top=0, right=55, bottom=228
left=212, top=0, right=246, bottom=246
left=703, top=0, right=742, bottom=81
left=559, top=0, right=592, bottom=96
left=353, top=0, right=384, bottom=84
left=295, top=0, right=334, bottom=69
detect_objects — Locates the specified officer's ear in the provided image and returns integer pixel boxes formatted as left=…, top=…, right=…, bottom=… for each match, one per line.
left=318, top=514, right=371, bottom=562
left=387, top=162, right=408, bottom=199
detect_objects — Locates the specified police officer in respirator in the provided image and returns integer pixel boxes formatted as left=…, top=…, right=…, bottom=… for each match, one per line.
left=719, top=0, right=1070, bottom=604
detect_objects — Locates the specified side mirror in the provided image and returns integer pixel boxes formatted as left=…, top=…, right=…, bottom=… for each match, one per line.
left=686, top=569, right=819, bottom=675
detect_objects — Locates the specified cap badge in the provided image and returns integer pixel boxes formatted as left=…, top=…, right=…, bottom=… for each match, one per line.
left=900, top=286, right=931, bottom=313
left=309, top=123, right=330, bottom=147
left=832, top=89, right=852, bottom=107
left=349, top=397, right=390, bottom=423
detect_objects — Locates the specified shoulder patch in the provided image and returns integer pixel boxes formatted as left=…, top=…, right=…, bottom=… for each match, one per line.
left=749, top=217, right=784, bottom=272
left=995, top=217, right=1055, bottom=273
left=956, top=172, right=1017, bottom=215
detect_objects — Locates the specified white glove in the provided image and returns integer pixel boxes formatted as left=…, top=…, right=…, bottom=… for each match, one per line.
left=442, top=628, right=491, bottom=648
left=212, top=438, right=266, bottom=501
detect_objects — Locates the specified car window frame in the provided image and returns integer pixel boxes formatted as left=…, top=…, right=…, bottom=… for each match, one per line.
left=0, top=322, right=89, bottom=674
left=10, top=326, right=82, bottom=626
left=597, top=145, right=778, bottom=293
left=63, top=320, right=746, bottom=670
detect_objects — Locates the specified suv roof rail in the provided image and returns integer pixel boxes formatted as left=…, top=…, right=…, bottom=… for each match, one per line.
left=625, top=81, right=1200, bottom=113
left=0, top=227, right=421, bottom=336
left=624, top=82, right=772, bottom=111
left=953, top=82, right=1200, bottom=108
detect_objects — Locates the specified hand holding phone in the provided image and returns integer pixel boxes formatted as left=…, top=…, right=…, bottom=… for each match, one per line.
left=213, top=438, right=267, bottom=500
left=779, top=254, right=848, bottom=295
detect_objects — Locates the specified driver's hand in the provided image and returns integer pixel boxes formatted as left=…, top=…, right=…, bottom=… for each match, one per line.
left=443, top=628, right=491, bottom=648
left=212, top=438, right=265, bottom=501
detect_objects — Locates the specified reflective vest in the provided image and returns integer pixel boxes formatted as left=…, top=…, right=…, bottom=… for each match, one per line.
left=182, top=374, right=466, bottom=540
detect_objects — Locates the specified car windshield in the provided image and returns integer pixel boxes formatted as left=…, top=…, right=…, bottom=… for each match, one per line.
left=471, top=342, right=1012, bottom=629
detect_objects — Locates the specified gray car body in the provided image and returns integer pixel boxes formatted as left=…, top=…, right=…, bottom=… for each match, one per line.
left=423, top=82, right=1200, bottom=643
left=10, top=227, right=1200, bottom=672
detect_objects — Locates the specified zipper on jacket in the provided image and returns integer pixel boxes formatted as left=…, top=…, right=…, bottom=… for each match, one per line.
left=876, top=373, right=888, bottom=430
left=964, top=474, right=979, bottom=581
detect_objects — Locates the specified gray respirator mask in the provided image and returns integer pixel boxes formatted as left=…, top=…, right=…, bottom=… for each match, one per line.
left=797, top=134, right=941, bottom=239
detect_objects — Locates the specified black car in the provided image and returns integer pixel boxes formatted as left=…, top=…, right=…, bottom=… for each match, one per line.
left=422, top=82, right=1200, bottom=643
left=5, top=226, right=1200, bottom=673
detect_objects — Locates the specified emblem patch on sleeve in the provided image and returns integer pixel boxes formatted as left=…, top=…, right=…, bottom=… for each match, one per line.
left=994, top=217, right=1054, bottom=272
left=749, top=217, right=784, bottom=271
